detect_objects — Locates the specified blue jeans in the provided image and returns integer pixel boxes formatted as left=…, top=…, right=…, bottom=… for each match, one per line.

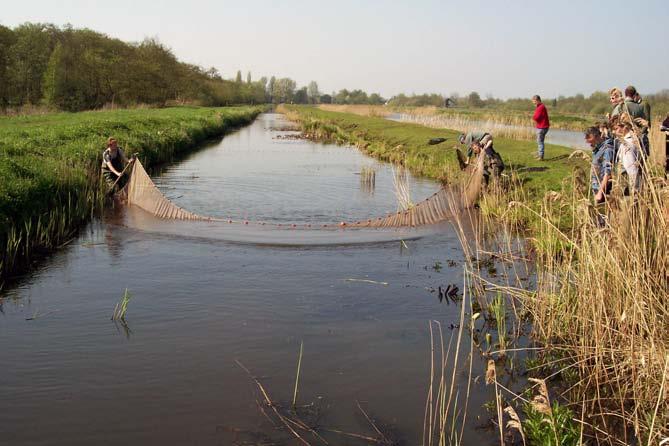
left=536, top=128, right=549, bottom=159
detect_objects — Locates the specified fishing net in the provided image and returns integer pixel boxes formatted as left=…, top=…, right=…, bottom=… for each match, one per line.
left=124, top=152, right=484, bottom=228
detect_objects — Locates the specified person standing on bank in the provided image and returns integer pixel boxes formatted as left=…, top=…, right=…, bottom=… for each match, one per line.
left=532, top=95, right=550, bottom=160
left=102, top=137, right=131, bottom=191
left=585, top=126, right=614, bottom=204
left=612, top=86, right=649, bottom=158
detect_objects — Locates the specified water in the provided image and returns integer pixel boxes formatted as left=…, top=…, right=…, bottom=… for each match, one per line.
left=0, top=114, right=493, bottom=445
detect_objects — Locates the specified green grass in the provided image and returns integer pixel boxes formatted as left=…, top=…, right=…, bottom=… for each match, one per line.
left=0, top=106, right=264, bottom=279
left=284, top=105, right=583, bottom=197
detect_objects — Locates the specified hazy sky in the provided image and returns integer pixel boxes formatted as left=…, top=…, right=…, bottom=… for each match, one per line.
left=2, top=0, right=668, bottom=98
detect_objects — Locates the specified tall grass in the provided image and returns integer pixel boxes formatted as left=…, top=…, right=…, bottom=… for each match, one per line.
left=317, top=104, right=594, bottom=132
left=0, top=106, right=264, bottom=279
left=393, top=112, right=537, bottom=142
left=318, top=104, right=392, bottom=117
left=650, top=120, right=667, bottom=168
left=454, top=167, right=669, bottom=444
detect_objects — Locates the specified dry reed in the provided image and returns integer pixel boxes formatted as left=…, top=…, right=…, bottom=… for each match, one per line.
left=452, top=164, right=669, bottom=444
left=318, top=104, right=392, bottom=117
left=394, top=113, right=537, bottom=141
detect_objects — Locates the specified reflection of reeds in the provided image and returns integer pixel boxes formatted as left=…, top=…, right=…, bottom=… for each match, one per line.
left=360, top=165, right=376, bottom=193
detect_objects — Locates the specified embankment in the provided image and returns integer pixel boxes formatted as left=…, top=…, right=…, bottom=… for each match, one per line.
left=282, top=105, right=580, bottom=196
left=0, top=106, right=264, bottom=280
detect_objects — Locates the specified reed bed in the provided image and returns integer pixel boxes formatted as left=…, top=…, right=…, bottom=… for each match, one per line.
left=453, top=171, right=669, bottom=445
left=318, top=104, right=393, bottom=117
left=650, top=119, right=667, bottom=167
left=360, top=165, right=377, bottom=192
left=394, top=113, right=537, bottom=142
left=0, top=106, right=263, bottom=280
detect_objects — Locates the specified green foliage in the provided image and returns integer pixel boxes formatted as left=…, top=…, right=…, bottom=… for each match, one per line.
left=0, top=106, right=263, bottom=278
left=523, top=402, right=580, bottom=446
left=332, top=89, right=385, bottom=105
left=388, top=93, right=444, bottom=107
left=271, top=78, right=297, bottom=103
left=0, top=23, right=271, bottom=111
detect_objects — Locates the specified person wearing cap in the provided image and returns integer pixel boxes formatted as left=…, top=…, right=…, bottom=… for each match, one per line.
left=459, top=131, right=504, bottom=183
left=532, top=95, right=550, bottom=160
left=584, top=126, right=614, bottom=204
left=101, top=137, right=130, bottom=191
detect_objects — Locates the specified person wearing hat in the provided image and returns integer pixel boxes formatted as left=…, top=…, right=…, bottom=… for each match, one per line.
left=459, top=131, right=504, bottom=183
left=101, top=137, right=131, bottom=191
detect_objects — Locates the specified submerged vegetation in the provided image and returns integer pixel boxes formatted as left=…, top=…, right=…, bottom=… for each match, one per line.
left=0, top=105, right=263, bottom=280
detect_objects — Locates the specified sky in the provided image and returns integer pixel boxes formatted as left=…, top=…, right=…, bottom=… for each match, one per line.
left=2, top=0, right=668, bottom=99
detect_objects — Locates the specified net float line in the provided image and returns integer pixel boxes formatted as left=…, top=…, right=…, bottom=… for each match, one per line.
left=124, top=153, right=484, bottom=228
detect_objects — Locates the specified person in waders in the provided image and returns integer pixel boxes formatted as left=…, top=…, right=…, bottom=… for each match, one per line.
left=102, top=137, right=131, bottom=192
left=458, top=132, right=505, bottom=185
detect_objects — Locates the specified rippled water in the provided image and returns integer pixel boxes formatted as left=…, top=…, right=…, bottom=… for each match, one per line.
left=0, top=113, right=493, bottom=446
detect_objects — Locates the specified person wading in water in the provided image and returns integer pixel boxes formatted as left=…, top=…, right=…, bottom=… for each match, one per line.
left=102, top=137, right=132, bottom=192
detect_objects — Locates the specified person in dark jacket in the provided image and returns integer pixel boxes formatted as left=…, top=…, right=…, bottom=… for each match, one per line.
left=102, top=137, right=130, bottom=191
left=532, top=95, right=550, bottom=160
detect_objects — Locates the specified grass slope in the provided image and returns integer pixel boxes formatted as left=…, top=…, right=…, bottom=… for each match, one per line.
left=0, top=106, right=263, bottom=279
left=285, top=105, right=584, bottom=196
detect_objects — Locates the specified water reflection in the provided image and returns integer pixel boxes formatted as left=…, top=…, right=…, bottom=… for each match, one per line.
left=0, top=114, right=494, bottom=446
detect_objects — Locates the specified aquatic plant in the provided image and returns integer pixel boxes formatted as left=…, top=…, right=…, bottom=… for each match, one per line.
left=292, top=340, right=304, bottom=409
left=111, top=288, right=131, bottom=321
left=359, top=165, right=376, bottom=192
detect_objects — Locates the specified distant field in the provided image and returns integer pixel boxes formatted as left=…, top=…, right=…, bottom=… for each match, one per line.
left=0, top=106, right=264, bottom=278
left=318, top=104, right=595, bottom=132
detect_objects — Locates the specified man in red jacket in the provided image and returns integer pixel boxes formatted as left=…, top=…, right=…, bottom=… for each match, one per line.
left=532, top=95, right=550, bottom=160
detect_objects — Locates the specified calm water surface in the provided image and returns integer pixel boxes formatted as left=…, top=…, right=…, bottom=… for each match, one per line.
left=0, top=114, right=494, bottom=445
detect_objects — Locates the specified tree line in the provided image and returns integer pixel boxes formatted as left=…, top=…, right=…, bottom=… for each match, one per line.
left=0, top=23, right=268, bottom=111
left=0, top=23, right=391, bottom=112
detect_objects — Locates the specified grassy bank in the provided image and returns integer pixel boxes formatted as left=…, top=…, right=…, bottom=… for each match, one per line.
left=284, top=105, right=580, bottom=199
left=0, top=106, right=264, bottom=280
